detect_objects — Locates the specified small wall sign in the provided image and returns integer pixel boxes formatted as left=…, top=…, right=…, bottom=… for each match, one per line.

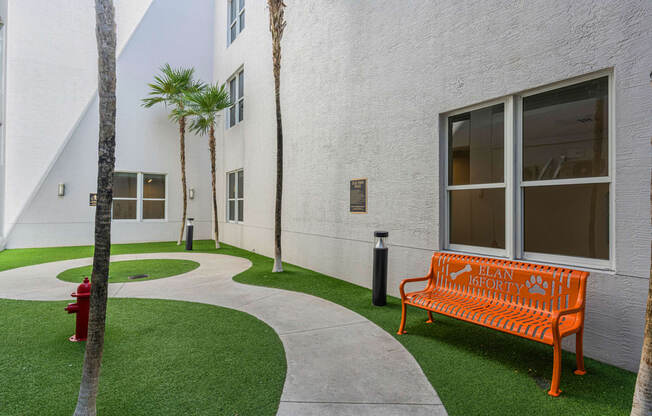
left=350, top=178, right=367, bottom=213
left=89, top=193, right=97, bottom=206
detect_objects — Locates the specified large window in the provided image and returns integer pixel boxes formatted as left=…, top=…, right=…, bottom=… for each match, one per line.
left=112, top=172, right=167, bottom=221
left=227, top=169, right=244, bottom=223
left=444, top=74, right=611, bottom=268
left=227, top=69, right=244, bottom=128
left=228, top=0, right=245, bottom=45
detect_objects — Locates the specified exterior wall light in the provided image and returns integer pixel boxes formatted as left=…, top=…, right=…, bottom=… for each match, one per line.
left=189, top=188, right=195, bottom=200
left=58, top=183, right=65, bottom=197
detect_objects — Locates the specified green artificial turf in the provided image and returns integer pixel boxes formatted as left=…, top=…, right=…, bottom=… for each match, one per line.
left=57, top=259, right=200, bottom=283
left=0, top=240, right=638, bottom=415
left=0, top=298, right=285, bottom=416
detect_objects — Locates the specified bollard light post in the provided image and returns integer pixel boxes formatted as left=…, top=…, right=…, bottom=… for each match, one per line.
left=372, top=231, right=388, bottom=306
left=185, top=217, right=194, bottom=251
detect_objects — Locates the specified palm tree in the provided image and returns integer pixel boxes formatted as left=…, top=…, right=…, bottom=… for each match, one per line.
left=179, top=83, right=231, bottom=249
left=631, top=170, right=652, bottom=415
left=73, top=0, right=116, bottom=414
left=268, top=0, right=286, bottom=273
left=142, top=64, right=203, bottom=245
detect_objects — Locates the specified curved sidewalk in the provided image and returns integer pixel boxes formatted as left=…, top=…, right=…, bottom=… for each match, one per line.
left=0, top=252, right=446, bottom=416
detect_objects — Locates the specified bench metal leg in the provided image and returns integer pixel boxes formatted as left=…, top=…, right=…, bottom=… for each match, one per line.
left=574, top=328, right=586, bottom=375
left=397, top=302, right=407, bottom=335
left=548, top=340, right=563, bottom=397
left=426, top=310, right=434, bottom=323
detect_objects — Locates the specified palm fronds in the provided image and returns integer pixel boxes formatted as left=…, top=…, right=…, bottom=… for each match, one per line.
left=182, top=83, right=231, bottom=135
left=141, top=63, right=203, bottom=109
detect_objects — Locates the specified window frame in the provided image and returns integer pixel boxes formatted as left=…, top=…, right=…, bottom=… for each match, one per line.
left=227, top=68, right=244, bottom=129
left=227, top=0, right=245, bottom=46
left=112, top=172, right=168, bottom=222
left=141, top=172, right=168, bottom=222
left=226, top=169, right=244, bottom=224
left=224, top=168, right=245, bottom=224
left=442, top=70, right=614, bottom=270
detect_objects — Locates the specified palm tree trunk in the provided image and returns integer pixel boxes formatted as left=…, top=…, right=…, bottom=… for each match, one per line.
left=209, top=124, right=219, bottom=248
left=177, top=113, right=188, bottom=245
left=631, top=168, right=652, bottom=415
left=268, top=0, right=286, bottom=273
left=73, top=1, right=116, bottom=414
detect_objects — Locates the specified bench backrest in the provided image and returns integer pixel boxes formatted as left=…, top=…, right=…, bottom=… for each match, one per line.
left=426, top=252, right=588, bottom=315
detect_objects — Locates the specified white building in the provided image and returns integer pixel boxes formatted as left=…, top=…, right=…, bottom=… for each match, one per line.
left=0, top=0, right=650, bottom=372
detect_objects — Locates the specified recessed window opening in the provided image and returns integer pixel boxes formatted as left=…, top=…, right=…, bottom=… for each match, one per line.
left=227, top=169, right=243, bottom=223
left=228, top=0, right=245, bottom=45
left=227, top=69, right=244, bottom=128
left=112, top=172, right=167, bottom=221
left=444, top=74, right=612, bottom=269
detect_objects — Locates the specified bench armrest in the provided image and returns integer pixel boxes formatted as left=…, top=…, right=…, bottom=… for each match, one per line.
left=399, top=276, right=431, bottom=300
left=551, top=304, right=585, bottom=338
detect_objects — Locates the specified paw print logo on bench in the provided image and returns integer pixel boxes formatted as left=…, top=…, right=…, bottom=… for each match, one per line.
left=525, top=275, right=548, bottom=295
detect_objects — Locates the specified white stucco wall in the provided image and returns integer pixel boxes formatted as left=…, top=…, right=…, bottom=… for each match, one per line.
left=2, top=0, right=152, bottom=236
left=214, top=0, right=652, bottom=371
left=5, top=0, right=215, bottom=247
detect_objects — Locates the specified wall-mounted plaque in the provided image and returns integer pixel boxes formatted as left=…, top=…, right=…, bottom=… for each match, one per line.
left=89, top=193, right=97, bottom=206
left=350, top=178, right=367, bottom=213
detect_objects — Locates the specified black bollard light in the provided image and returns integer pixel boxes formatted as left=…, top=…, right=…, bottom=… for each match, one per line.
left=185, top=217, right=194, bottom=251
left=372, top=231, right=388, bottom=306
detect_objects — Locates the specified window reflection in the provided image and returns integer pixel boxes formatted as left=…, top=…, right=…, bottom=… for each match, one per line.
left=143, top=174, right=165, bottom=199
left=450, top=188, right=505, bottom=249
left=449, top=104, right=504, bottom=185
left=524, top=183, right=609, bottom=259
left=113, top=172, right=137, bottom=198
left=523, top=77, right=608, bottom=181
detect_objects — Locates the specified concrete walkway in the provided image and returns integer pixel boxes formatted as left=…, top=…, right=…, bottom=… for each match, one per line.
left=0, top=252, right=446, bottom=416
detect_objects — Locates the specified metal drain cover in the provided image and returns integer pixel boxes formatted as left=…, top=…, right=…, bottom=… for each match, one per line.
left=128, top=274, right=149, bottom=280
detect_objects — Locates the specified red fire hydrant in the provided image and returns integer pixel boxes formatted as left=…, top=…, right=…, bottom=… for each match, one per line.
left=64, top=277, right=91, bottom=342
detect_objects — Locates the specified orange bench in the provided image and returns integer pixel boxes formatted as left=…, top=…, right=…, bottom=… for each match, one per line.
left=397, top=252, right=588, bottom=396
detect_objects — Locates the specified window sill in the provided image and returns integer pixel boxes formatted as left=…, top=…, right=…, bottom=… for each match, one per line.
left=226, top=121, right=244, bottom=131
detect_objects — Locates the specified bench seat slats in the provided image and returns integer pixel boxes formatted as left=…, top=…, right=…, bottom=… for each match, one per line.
left=405, top=289, right=579, bottom=344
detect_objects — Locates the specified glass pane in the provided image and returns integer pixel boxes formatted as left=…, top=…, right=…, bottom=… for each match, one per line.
left=143, top=174, right=165, bottom=198
left=449, top=104, right=504, bottom=185
left=230, top=77, right=236, bottom=101
left=142, top=200, right=165, bottom=220
left=449, top=188, right=505, bottom=249
left=229, top=0, right=236, bottom=23
left=229, top=106, right=236, bottom=127
left=239, top=11, right=245, bottom=31
left=237, top=170, right=244, bottom=198
left=229, top=78, right=237, bottom=126
left=112, top=200, right=137, bottom=220
left=238, top=200, right=244, bottom=222
left=523, top=77, right=608, bottom=181
left=238, top=71, right=244, bottom=98
left=239, top=0, right=245, bottom=11
left=238, top=101, right=244, bottom=122
left=228, top=201, right=236, bottom=221
left=524, top=183, right=609, bottom=259
left=228, top=173, right=236, bottom=198
left=113, top=172, right=137, bottom=198
left=230, top=24, right=237, bottom=43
